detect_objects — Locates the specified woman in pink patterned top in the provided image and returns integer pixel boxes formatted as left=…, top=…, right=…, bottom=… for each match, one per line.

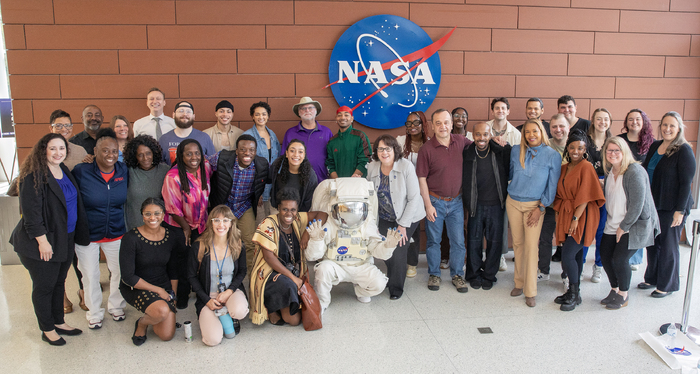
left=161, top=139, right=212, bottom=309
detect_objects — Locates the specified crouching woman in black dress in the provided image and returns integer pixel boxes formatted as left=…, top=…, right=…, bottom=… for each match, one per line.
left=119, top=197, right=183, bottom=346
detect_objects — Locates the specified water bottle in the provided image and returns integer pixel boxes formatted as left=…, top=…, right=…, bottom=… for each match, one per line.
left=215, top=306, right=236, bottom=339
left=664, top=323, right=677, bottom=349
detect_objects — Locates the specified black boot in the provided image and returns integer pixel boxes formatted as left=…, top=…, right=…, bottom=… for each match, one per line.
left=560, top=283, right=581, bottom=311
left=554, top=287, right=571, bottom=305
left=551, top=246, right=562, bottom=262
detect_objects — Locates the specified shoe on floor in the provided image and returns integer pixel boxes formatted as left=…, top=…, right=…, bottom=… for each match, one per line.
left=440, top=259, right=449, bottom=270
left=537, top=271, right=550, bottom=282
left=110, top=310, right=126, bottom=322
left=42, top=332, right=66, bottom=346
left=510, top=288, right=523, bottom=297
left=357, top=296, right=371, bottom=303
left=591, top=265, right=602, bottom=283
left=452, top=275, right=469, bottom=293
left=605, top=293, right=628, bottom=310
left=637, top=282, right=655, bottom=290
left=481, top=280, right=493, bottom=290
left=630, top=264, right=640, bottom=271
left=55, top=326, right=83, bottom=336
left=600, top=290, right=618, bottom=305
left=406, top=265, right=417, bottom=278
left=651, top=290, right=673, bottom=298
left=469, top=278, right=482, bottom=289
left=88, top=319, right=103, bottom=329
left=428, top=275, right=441, bottom=291
left=132, top=318, right=147, bottom=346
left=499, top=256, right=507, bottom=272
left=525, top=296, right=536, bottom=307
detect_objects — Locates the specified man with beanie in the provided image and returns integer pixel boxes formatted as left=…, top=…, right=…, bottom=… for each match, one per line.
left=133, top=87, right=175, bottom=140
left=281, top=97, right=333, bottom=182
left=203, top=100, right=243, bottom=152
left=159, top=101, right=216, bottom=165
left=326, top=106, right=372, bottom=178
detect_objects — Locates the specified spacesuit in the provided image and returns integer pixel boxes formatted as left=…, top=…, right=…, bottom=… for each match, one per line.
left=305, top=178, right=400, bottom=310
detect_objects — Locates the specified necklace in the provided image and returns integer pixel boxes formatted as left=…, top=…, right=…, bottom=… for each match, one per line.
left=476, top=146, right=490, bottom=159
left=280, top=222, right=291, bottom=230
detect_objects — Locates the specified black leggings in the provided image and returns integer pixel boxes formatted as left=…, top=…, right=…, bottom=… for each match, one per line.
left=561, top=235, right=585, bottom=283
left=19, top=248, right=73, bottom=331
left=599, top=233, right=636, bottom=291
left=379, top=219, right=420, bottom=297
left=72, top=253, right=83, bottom=290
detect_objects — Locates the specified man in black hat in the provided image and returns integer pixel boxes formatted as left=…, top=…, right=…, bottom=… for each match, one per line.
left=203, top=100, right=243, bottom=152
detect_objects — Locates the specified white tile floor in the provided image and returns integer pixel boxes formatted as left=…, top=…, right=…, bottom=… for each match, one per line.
left=1, top=245, right=698, bottom=373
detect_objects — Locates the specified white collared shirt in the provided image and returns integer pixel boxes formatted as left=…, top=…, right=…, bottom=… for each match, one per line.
left=133, top=114, right=176, bottom=139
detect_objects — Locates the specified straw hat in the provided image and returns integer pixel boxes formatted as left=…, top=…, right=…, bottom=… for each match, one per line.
left=292, top=97, right=322, bottom=117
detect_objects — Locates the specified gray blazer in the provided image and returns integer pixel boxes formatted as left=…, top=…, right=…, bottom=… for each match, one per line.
left=366, top=158, right=426, bottom=228
left=604, top=163, right=660, bottom=249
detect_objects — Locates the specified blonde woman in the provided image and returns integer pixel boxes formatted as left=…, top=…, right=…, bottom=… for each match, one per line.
left=506, top=119, right=561, bottom=307
left=188, top=205, right=248, bottom=346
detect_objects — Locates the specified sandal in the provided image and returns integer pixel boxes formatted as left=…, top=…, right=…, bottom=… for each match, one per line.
left=78, top=290, right=88, bottom=311
left=269, top=311, right=285, bottom=326
left=63, top=292, right=73, bottom=314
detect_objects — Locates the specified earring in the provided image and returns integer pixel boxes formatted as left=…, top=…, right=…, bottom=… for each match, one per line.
left=583, top=152, right=589, bottom=160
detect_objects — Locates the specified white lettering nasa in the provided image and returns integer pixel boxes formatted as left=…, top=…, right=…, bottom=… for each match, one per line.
left=337, top=60, right=435, bottom=85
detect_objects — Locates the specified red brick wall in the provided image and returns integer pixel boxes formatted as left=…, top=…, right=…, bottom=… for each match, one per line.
left=3, top=0, right=699, bottom=162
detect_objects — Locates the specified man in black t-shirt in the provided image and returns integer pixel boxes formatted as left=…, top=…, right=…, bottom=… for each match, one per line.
left=516, top=97, right=550, bottom=137
left=557, top=95, right=590, bottom=134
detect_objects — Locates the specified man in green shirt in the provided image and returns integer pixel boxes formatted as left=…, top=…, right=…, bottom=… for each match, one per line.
left=326, top=106, right=372, bottom=178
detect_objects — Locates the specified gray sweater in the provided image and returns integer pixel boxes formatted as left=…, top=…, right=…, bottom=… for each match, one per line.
left=125, top=164, right=170, bottom=230
left=604, top=162, right=660, bottom=249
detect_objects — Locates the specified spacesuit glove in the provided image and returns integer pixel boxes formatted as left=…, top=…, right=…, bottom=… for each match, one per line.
left=382, top=227, right=401, bottom=249
left=306, top=219, right=326, bottom=241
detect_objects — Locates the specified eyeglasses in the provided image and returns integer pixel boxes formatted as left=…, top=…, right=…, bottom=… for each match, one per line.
left=212, top=218, right=232, bottom=224
left=299, top=106, right=316, bottom=112
left=605, top=149, right=621, bottom=155
left=51, top=123, right=73, bottom=130
left=377, top=147, right=393, bottom=153
left=143, top=211, right=164, bottom=218
left=405, top=120, right=422, bottom=128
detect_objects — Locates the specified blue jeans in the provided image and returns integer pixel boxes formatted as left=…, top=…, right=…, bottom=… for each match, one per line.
left=629, top=248, right=643, bottom=265
left=426, top=195, right=465, bottom=278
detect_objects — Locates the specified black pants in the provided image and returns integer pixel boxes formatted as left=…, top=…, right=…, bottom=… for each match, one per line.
left=18, top=236, right=74, bottom=331
left=407, top=220, right=421, bottom=266
left=537, top=207, right=556, bottom=274
left=176, top=229, right=200, bottom=306
left=379, top=219, right=420, bottom=298
left=645, top=210, right=685, bottom=292
left=71, top=253, right=83, bottom=290
left=466, top=204, right=504, bottom=282
left=561, top=235, right=585, bottom=283
left=600, top=233, right=635, bottom=291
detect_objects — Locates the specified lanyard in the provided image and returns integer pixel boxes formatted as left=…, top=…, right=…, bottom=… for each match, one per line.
left=212, top=243, right=228, bottom=283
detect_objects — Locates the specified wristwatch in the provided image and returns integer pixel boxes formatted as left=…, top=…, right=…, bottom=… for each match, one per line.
left=572, top=216, right=579, bottom=221
left=538, top=205, right=545, bottom=212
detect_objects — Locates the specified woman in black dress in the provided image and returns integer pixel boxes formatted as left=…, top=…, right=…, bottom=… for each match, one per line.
left=119, top=197, right=183, bottom=346
left=11, top=133, right=89, bottom=345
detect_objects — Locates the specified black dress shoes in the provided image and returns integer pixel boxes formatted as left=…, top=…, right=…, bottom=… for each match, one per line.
left=42, top=332, right=66, bottom=346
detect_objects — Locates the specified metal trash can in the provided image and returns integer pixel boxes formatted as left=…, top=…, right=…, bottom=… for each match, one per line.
left=0, top=195, right=20, bottom=265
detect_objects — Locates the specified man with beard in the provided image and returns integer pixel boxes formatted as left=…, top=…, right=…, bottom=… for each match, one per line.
left=69, top=105, right=104, bottom=155
left=483, top=97, right=520, bottom=147
left=203, top=100, right=243, bottom=152
left=133, top=87, right=175, bottom=140
left=281, top=97, right=333, bottom=182
left=516, top=98, right=550, bottom=137
left=158, top=101, right=216, bottom=165
left=462, top=122, right=510, bottom=291
left=325, top=106, right=372, bottom=178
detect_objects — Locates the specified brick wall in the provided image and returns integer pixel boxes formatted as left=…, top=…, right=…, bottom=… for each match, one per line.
left=3, top=0, right=699, bottom=162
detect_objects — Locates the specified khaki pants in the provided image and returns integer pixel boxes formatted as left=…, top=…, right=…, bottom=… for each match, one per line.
left=238, top=208, right=257, bottom=272
left=506, top=197, right=544, bottom=298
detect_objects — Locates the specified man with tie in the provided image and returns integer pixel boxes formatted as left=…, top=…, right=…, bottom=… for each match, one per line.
left=132, top=87, right=176, bottom=140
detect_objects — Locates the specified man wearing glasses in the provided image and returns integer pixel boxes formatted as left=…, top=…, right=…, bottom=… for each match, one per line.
left=281, top=97, right=333, bottom=182
left=69, top=105, right=105, bottom=155
left=158, top=101, right=216, bottom=165
left=49, top=109, right=88, bottom=170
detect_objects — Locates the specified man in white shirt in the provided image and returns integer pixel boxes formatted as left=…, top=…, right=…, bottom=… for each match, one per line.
left=132, top=87, right=176, bottom=140
left=203, top=100, right=243, bottom=152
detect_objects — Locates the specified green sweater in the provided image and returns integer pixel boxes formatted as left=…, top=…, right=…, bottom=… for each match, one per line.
left=325, top=125, right=372, bottom=177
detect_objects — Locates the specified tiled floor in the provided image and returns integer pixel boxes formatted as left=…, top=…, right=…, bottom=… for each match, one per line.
left=1, top=245, right=698, bottom=373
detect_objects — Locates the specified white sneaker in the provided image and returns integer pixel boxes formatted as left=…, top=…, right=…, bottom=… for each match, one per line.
left=537, top=271, right=550, bottom=282
left=88, top=319, right=103, bottom=329
left=591, top=264, right=602, bottom=283
left=562, top=277, right=569, bottom=292
left=499, top=255, right=507, bottom=272
left=357, top=296, right=371, bottom=303
left=630, top=264, right=639, bottom=271
left=406, top=265, right=417, bottom=278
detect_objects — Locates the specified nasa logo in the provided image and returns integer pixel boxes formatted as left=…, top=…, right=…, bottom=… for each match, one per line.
left=337, top=246, right=349, bottom=255
left=327, top=15, right=454, bottom=130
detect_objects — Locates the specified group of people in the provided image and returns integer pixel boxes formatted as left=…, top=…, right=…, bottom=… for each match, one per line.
left=10, top=88, right=695, bottom=348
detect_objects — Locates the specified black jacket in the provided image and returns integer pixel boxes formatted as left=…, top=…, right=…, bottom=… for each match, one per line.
left=642, top=141, right=696, bottom=214
left=187, top=241, right=247, bottom=317
left=11, top=164, right=90, bottom=262
left=209, top=150, right=269, bottom=216
left=269, top=157, right=318, bottom=212
left=462, top=140, right=511, bottom=216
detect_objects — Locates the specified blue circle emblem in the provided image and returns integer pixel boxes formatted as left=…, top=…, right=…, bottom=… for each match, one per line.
left=328, top=15, right=445, bottom=130
left=337, top=246, right=348, bottom=255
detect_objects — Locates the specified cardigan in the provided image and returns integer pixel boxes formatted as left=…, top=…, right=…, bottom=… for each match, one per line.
left=188, top=240, right=247, bottom=317
left=603, top=163, right=660, bottom=249
left=462, top=140, right=511, bottom=215
left=642, top=141, right=696, bottom=214
left=11, top=164, right=90, bottom=262
left=366, top=158, right=426, bottom=228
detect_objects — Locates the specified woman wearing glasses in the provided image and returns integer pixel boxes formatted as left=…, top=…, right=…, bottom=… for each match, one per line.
left=396, top=111, right=429, bottom=278
left=452, top=107, right=471, bottom=138
left=189, top=205, right=248, bottom=346
left=119, top=198, right=183, bottom=345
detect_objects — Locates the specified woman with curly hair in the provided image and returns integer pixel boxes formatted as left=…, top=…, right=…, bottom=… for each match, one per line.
left=11, top=133, right=89, bottom=345
left=269, top=139, right=318, bottom=212
left=123, top=135, right=170, bottom=230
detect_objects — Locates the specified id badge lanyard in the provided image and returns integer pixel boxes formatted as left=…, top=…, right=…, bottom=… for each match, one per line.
left=213, top=243, right=228, bottom=293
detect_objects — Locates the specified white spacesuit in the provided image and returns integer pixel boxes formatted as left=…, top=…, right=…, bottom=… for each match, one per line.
left=305, top=178, right=401, bottom=310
